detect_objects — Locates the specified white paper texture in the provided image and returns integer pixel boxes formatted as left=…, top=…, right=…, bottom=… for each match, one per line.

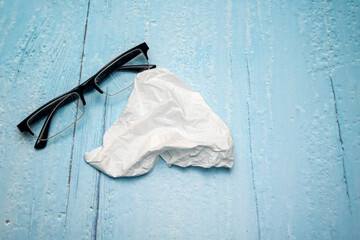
left=84, top=68, right=234, bottom=177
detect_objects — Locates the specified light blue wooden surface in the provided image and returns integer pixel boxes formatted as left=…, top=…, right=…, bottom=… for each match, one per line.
left=0, top=0, right=359, bottom=239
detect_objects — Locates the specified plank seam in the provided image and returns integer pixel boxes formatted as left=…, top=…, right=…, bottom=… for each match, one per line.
left=323, top=5, right=352, bottom=214
left=63, top=0, right=91, bottom=237
left=93, top=94, right=108, bottom=240
left=329, top=75, right=351, bottom=214
left=78, top=0, right=91, bottom=86
left=74, top=0, right=92, bottom=197
left=246, top=55, right=262, bottom=240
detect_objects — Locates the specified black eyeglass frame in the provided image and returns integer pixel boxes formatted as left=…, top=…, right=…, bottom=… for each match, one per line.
left=17, top=42, right=156, bottom=149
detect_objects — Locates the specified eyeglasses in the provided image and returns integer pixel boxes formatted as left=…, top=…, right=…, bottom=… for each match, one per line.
left=17, top=42, right=156, bottom=149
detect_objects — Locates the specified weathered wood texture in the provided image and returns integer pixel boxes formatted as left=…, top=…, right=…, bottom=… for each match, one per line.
left=0, top=0, right=359, bottom=239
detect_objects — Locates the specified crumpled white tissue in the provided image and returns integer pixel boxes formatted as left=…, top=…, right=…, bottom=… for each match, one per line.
left=84, top=68, right=234, bottom=177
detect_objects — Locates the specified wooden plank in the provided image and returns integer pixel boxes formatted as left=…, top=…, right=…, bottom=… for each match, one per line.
left=0, top=0, right=90, bottom=239
left=330, top=1, right=360, bottom=238
left=245, top=0, right=356, bottom=239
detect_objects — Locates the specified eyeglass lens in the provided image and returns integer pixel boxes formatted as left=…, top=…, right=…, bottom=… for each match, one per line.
left=27, top=92, right=85, bottom=140
left=95, top=49, right=149, bottom=96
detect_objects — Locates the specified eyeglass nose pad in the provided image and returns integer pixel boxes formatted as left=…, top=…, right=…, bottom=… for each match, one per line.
left=77, top=92, right=86, bottom=105
left=93, top=84, right=104, bottom=94
left=143, top=51, right=149, bottom=60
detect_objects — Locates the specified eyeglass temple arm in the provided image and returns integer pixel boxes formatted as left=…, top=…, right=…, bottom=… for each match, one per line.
left=117, top=64, right=156, bottom=71
left=34, top=110, right=54, bottom=149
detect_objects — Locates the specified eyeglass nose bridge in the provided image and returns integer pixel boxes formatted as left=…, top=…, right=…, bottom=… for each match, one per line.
left=75, top=84, right=101, bottom=106
left=75, top=89, right=87, bottom=106
left=84, top=79, right=104, bottom=96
